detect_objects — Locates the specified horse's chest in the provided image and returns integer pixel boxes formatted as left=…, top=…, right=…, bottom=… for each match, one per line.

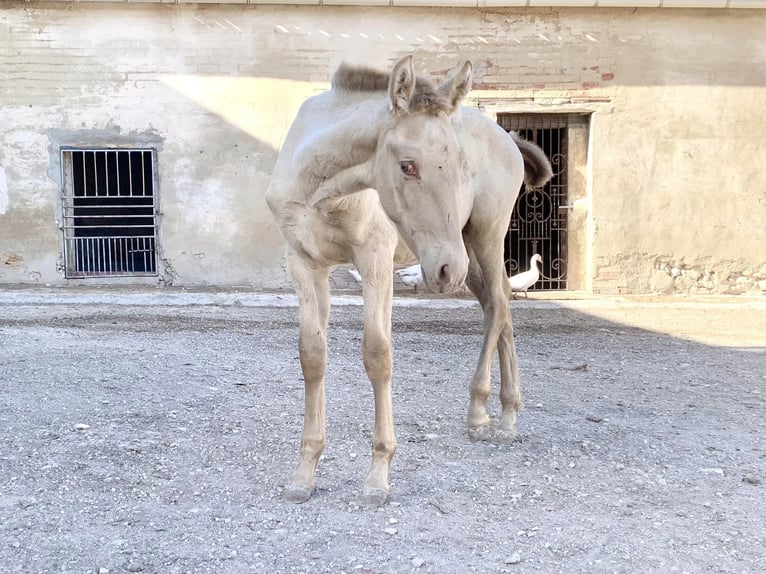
left=285, top=202, right=372, bottom=265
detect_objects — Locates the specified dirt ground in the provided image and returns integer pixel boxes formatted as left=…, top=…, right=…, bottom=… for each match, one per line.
left=1, top=288, right=764, bottom=574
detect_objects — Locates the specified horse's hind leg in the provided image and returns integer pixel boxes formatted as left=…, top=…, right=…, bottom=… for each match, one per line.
left=283, top=249, right=331, bottom=503
left=463, top=225, right=521, bottom=442
left=495, top=294, right=521, bottom=443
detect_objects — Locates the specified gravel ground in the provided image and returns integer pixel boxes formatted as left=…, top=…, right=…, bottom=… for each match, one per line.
left=0, top=290, right=764, bottom=574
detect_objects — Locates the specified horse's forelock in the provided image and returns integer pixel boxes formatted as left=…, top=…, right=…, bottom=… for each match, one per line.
left=409, top=78, right=451, bottom=115
left=332, top=63, right=451, bottom=115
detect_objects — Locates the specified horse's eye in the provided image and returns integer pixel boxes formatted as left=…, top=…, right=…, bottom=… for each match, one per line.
left=399, top=161, right=418, bottom=178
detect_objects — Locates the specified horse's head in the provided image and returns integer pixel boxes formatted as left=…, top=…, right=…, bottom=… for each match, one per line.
left=373, top=56, right=473, bottom=293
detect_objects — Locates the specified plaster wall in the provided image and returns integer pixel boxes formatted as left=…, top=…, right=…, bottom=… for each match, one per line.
left=1, top=3, right=764, bottom=293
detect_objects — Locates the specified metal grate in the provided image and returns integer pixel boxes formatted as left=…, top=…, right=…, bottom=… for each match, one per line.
left=61, top=149, right=158, bottom=278
left=498, top=114, right=568, bottom=291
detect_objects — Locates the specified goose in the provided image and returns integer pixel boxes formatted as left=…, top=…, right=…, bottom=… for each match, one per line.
left=348, top=268, right=362, bottom=283
left=508, top=254, right=543, bottom=299
left=395, top=264, right=423, bottom=292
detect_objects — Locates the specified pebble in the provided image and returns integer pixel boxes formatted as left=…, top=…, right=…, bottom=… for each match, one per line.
left=383, top=527, right=398, bottom=536
left=126, top=563, right=143, bottom=573
left=742, top=476, right=761, bottom=485
left=411, top=557, right=426, bottom=568
left=74, top=423, right=90, bottom=431
left=504, top=552, right=522, bottom=564
left=98, top=569, right=110, bottom=574
left=699, top=468, right=724, bottom=475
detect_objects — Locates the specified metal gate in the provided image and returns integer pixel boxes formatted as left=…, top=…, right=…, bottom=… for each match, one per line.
left=497, top=114, right=568, bottom=291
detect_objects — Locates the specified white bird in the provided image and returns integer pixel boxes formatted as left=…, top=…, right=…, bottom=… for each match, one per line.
left=395, top=264, right=423, bottom=292
left=348, top=268, right=362, bottom=282
left=508, top=254, right=543, bottom=299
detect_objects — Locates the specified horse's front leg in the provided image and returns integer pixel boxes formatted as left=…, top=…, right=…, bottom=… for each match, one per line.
left=464, top=267, right=498, bottom=441
left=283, top=251, right=331, bottom=503
left=355, top=251, right=397, bottom=507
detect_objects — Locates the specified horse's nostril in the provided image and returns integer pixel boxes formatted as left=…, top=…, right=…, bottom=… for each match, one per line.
left=438, top=264, right=451, bottom=284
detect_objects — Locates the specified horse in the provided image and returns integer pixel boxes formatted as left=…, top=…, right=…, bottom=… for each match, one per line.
left=266, top=55, right=552, bottom=507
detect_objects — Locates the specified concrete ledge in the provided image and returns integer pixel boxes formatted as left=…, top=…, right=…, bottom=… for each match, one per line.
left=0, top=286, right=763, bottom=311
left=23, top=0, right=766, bottom=7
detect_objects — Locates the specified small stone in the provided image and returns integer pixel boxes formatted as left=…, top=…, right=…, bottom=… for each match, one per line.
left=699, top=468, right=724, bottom=475
left=585, top=414, right=603, bottom=423
left=742, top=476, right=761, bottom=485
left=383, top=527, right=397, bottom=536
left=411, top=557, right=426, bottom=568
left=504, top=552, right=522, bottom=564
left=98, top=569, right=110, bottom=574
left=74, top=423, right=90, bottom=431
left=388, top=518, right=399, bottom=524
left=126, top=564, right=143, bottom=573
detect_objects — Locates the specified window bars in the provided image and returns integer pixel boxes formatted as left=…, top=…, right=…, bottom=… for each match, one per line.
left=61, top=149, right=158, bottom=278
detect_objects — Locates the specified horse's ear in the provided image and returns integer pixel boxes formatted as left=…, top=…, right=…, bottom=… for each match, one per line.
left=438, top=61, right=473, bottom=114
left=389, top=55, right=415, bottom=116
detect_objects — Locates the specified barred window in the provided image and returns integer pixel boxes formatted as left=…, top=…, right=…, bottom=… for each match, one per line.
left=61, top=149, right=158, bottom=278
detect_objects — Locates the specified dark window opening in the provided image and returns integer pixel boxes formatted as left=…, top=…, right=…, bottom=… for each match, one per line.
left=62, top=149, right=157, bottom=278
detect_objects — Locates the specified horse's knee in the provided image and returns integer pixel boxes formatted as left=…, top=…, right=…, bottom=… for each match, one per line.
left=362, top=333, right=392, bottom=380
left=299, top=330, right=327, bottom=380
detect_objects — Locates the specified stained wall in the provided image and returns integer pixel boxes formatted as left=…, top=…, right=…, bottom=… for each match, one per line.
left=1, top=3, right=764, bottom=293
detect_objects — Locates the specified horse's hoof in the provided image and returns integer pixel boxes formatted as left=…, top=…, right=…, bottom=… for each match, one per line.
left=468, top=424, right=494, bottom=442
left=491, top=427, right=518, bottom=445
left=359, top=486, right=389, bottom=508
left=283, top=483, right=313, bottom=504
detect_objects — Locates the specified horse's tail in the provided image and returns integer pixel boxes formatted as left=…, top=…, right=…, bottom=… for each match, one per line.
left=510, top=132, right=553, bottom=188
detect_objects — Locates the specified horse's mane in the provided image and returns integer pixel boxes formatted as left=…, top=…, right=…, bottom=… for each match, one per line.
left=332, top=62, right=451, bottom=115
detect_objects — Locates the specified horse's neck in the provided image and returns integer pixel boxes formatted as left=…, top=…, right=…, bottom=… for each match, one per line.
left=297, top=95, right=387, bottom=189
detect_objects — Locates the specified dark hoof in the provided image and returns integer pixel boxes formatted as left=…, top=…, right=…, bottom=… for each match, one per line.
left=359, top=486, right=389, bottom=508
left=491, top=427, right=519, bottom=445
left=283, top=483, right=313, bottom=504
left=468, top=424, right=494, bottom=442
